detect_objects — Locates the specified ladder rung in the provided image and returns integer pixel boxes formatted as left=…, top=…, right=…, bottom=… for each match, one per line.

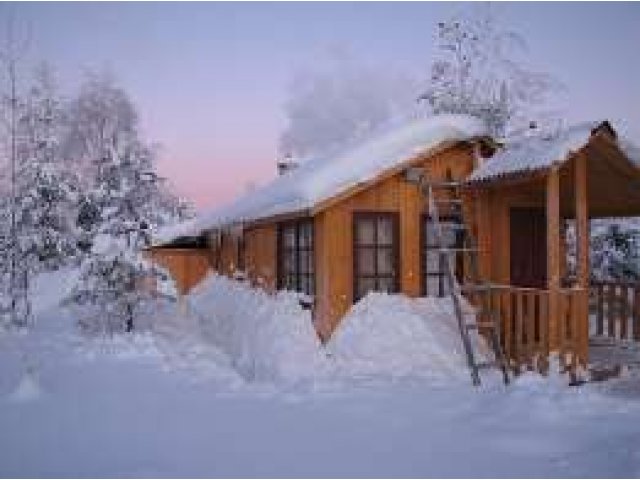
left=466, top=321, right=497, bottom=330
left=425, top=181, right=463, bottom=189
left=475, top=361, right=500, bottom=370
left=438, top=247, right=479, bottom=254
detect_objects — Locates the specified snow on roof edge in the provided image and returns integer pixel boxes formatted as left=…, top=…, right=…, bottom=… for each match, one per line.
left=467, top=121, right=600, bottom=184
left=154, top=114, right=488, bottom=246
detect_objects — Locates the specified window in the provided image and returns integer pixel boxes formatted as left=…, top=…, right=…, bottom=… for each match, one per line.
left=421, top=214, right=464, bottom=297
left=353, top=212, right=399, bottom=301
left=236, top=233, right=245, bottom=271
left=277, top=220, right=314, bottom=295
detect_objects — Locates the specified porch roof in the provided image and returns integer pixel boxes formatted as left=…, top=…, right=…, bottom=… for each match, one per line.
left=467, top=121, right=640, bottom=219
left=468, top=121, right=640, bottom=185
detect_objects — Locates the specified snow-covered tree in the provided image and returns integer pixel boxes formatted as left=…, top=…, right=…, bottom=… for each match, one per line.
left=0, top=61, right=80, bottom=325
left=590, top=221, right=640, bottom=281
left=15, top=64, right=79, bottom=271
left=0, top=15, right=35, bottom=327
left=420, top=5, right=559, bottom=136
left=67, top=73, right=179, bottom=333
left=279, top=49, right=418, bottom=160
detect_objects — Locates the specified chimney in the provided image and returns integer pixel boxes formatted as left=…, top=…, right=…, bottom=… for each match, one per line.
left=277, top=153, right=298, bottom=176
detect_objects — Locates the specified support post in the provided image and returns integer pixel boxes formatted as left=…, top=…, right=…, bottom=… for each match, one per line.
left=547, top=165, right=561, bottom=353
left=575, top=152, right=590, bottom=365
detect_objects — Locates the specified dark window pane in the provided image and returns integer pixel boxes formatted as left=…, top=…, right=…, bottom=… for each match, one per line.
left=425, top=275, right=441, bottom=296
left=441, top=227, right=456, bottom=248
left=306, top=251, right=314, bottom=274
left=377, top=276, right=395, bottom=293
left=377, top=217, right=393, bottom=246
left=283, top=226, right=296, bottom=248
left=357, top=248, right=376, bottom=276
left=299, top=223, right=311, bottom=248
left=354, top=213, right=398, bottom=301
left=424, top=219, right=437, bottom=247
left=299, top=251, right=309, bottom=274
left=426, top=251, right=441, bottom=274
left=441, top=277, right=452, bottom=296
left=278, top=220, right=314, bottom=295
left=356, top=219, right=375, bottom=245
left=377, top=248, right=394, bottom=275
left=284, top=250, right=296, bottom=274
left=357, top=277, right=377, bottom=299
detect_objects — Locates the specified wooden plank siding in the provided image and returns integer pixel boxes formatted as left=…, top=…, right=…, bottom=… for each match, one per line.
left=147, top=248, right=213, bottom=295
left=314, top=144, right=477, bottom=339
left=243, top=225, right=278, bottom=292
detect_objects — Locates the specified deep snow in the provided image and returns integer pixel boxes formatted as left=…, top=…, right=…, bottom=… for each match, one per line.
left=2, top=269, right=640, bottom=478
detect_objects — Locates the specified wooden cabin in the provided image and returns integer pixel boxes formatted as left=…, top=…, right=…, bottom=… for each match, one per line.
left=150, top=115, right=640, bottom=373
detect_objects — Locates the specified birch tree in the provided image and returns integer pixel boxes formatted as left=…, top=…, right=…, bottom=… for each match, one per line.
left=420, top=5, right=560, bottom=137
left=0, top=14, right=31, bottom=327
left=67, top=73, right=180, bottom=333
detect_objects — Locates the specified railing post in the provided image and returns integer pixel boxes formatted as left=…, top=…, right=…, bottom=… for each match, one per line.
left=547, top=165, right=561, bottom=354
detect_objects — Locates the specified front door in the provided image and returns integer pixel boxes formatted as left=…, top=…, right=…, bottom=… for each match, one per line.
left=510, top=207, right=547, bottom=288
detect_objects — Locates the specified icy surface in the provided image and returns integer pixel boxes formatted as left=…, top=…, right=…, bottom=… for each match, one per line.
left=154, top=114, right=487, bottom=244
left=2, top=270, right=640, bottom=477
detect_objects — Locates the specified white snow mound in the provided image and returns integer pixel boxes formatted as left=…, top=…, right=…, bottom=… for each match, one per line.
left=327, top=292, right=490, bottom=380
left=187, top=275, right=327, bottom=383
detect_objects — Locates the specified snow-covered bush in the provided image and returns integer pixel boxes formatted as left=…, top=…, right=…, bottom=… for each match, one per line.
left=69, top=238, right=172, bottom=334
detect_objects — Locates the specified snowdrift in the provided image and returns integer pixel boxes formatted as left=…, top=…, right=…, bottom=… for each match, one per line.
left=327, top=292, right=490, bottom=380
left=188, top=275, right=327, bottom=382
left=187, top=276, right=490, bottom=383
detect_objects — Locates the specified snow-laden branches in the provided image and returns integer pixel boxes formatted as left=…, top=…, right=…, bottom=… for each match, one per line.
left=420, top=5, right=561, bottom=137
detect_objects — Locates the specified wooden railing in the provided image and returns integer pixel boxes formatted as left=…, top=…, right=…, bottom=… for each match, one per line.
left=468, top=285, right=588, bottom=372
left=557, top=287, right=589, bottom=371
left=591, top=280, right=640, bottom=341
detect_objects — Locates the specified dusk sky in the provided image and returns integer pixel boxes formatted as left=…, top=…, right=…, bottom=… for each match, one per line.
left=6, top=2, right=640, bottom=211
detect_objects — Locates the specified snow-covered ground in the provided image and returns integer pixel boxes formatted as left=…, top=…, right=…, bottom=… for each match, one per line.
left=2, top=271, right=640, bottom=477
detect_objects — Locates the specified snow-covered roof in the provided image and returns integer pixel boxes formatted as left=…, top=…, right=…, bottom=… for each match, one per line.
left=155, top=114, right=488, bottom=245
left=468, top=122, right=599, bottom=183
left=468, top=121, right=640, bottom=184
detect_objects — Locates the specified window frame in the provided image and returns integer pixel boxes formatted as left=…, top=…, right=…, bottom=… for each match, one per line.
left=276, top=219, right=315, bottom=295
left=352, top=211, right=400, bottom=302
left=420, top=213, right=464, bottom=297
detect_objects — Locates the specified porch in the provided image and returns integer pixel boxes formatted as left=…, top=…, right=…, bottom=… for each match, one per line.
left=465, top=122, right=640, bottom=374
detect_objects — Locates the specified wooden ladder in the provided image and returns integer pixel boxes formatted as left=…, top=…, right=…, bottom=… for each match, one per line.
left=423, top=178, right=510, bottom=386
